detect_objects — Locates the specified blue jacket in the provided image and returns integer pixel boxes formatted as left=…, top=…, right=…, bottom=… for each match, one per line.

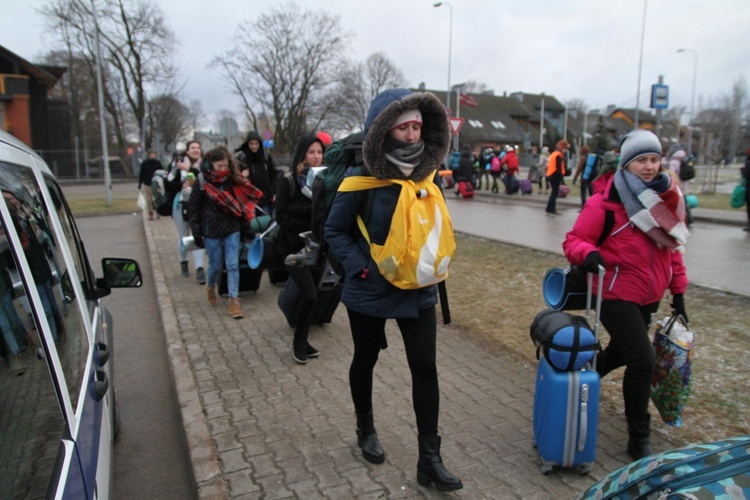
left=324, top=89, right=450, bottom=319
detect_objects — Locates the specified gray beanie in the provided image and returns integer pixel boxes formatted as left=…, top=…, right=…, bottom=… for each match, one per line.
left=619, top=130, right=662, bottom=168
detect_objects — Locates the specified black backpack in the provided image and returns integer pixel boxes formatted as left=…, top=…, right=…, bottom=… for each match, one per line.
left=679, top=154, right=697, bottom=181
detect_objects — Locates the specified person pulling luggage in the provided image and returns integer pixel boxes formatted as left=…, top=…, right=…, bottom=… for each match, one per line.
left=562, top=130, right=690, bottom=460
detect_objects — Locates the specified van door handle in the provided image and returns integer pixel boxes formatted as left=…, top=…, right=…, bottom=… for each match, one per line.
left=95, top=342, right=110, bottom=367
left=94, top=369, right=109, bottom=401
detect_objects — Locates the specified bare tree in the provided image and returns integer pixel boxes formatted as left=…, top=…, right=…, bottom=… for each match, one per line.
left=322, top=52, right=406, bottom=134
left=215, top=3, right=353, bottom=153
left=149, top=94, right=191, bottom=154
left=186, top=99, right=203, bottom=135
left=42, top=0, right=178, bottom=155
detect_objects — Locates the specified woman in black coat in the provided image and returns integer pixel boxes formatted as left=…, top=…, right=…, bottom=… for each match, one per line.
left=274, top=134, right=326, bottom=364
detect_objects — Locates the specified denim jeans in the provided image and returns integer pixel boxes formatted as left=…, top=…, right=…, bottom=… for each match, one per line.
left=172, top=194, right=205, bottom=266
left=205, top=231, right=241, bottom=298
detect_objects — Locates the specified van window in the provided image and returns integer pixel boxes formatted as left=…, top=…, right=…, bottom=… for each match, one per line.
left=0, top=161, right=92, bottom=496
left=0, top=216, right=67, bottom=497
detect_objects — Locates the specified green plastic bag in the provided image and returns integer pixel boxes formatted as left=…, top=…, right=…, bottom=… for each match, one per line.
left=730, top=178, right=746, bottom=209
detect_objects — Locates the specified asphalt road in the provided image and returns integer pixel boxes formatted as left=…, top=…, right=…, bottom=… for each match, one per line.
left=445, top=194, right=750, bottom=297
left=76, top=213, right=196, bottom=499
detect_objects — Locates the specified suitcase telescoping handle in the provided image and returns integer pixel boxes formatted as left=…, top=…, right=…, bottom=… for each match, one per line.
left=585, top=265, right=605, bottom=371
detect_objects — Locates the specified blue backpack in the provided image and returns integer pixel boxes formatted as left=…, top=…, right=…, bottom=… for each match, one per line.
left=582, top=153, right=601, bottom=181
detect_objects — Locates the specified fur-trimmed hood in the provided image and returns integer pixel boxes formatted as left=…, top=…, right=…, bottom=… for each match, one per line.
left=362, top=89, right=450, bottom=181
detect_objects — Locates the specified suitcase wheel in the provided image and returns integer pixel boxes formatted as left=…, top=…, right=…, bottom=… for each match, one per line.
left=578, top=463, right=592, bottom=476
left=540, top=463, right=554, bottom=475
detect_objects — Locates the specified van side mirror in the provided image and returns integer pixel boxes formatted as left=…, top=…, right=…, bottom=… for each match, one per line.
left=99, top=258, right=142, bottom=288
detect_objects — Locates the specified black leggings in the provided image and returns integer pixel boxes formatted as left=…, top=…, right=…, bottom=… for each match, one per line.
left=284, top=260, right=321, bottom=332
left=597, top=300, right=659, bottom=421
left=347, top=307, right=439, bottom=436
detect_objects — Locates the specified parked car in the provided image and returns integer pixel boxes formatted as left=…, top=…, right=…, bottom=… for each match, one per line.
left=0, top=129, right=141, bottom=499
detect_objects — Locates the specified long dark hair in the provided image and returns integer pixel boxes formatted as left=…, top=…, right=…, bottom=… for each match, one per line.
left=204, top=146, right=244, bottom=183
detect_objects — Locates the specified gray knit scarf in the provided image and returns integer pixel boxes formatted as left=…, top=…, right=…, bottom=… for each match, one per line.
left=384, top=137, right=425, bottom=170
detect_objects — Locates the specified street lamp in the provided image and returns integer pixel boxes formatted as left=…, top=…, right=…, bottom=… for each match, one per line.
left=677, top=48, right=697, bottom=154
left=80, top=108, right=96, bottom=178
left=634, top=0, right=648, bottom=128
left=90, top=0, right=112, bottom=206
left=433, top=2, right=452, bottom=116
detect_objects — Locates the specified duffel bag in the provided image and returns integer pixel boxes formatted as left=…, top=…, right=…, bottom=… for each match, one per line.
left=577, top=436, right=750, bottom=500
left=530, top=309, right=597, bottom=371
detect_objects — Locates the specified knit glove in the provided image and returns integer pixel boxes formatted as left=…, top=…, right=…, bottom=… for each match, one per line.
left=193, top=235, right=204, bottom=249
left=671, top=294, right=688, bottom=323
left=582, top=251, right=605, bottom=273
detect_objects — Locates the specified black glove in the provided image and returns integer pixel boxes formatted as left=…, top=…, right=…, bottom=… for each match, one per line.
left=193, top=236, right=204, bottom=249
left=583, top=251, right=605, bottom=273
left=671, top=294, right=688, bottom=323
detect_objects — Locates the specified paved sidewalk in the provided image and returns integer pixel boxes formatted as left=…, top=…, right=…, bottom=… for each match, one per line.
left=143, top=217, right=680, bottom=499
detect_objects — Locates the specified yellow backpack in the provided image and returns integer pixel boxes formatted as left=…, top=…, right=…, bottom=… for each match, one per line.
left=337, top=173, right=455, bottom=290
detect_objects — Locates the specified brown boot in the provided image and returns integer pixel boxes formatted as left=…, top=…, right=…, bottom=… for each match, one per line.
left=206, top=285, right=217, bottom=306
left=228, top=298, right=243, bottom=319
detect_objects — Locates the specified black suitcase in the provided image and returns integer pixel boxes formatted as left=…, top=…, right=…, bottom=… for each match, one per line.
left=218, top=267, right=263, bottom=295
left=218, top=241, right=263, bottom=295
left=277, top=262, right=341, bottom=328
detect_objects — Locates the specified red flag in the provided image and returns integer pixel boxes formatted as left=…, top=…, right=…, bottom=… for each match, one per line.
left=459, top=93, right=478, bottom=108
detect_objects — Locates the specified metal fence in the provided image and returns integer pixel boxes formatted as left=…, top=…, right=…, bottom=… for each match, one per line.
left=35, top=149, right=133, bottom=181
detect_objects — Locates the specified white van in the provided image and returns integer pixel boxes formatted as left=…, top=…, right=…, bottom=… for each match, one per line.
left=0, top=130, right=141, bottom=499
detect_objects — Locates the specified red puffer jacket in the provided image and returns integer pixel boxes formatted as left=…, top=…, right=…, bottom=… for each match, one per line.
left=499, top=150, right=519, bottom=176
left=562, top=174, right=688, bottom=305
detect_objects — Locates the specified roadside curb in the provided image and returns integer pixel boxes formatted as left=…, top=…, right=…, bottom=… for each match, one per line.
left=141, top=213, right=229, bottom=498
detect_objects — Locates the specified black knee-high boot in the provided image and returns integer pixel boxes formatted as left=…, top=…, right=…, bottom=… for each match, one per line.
left=416, top=435, right=463, bottom=492
left=627, top=415, right=653, bottom=460
left=356, top=411, right=385, bottom=464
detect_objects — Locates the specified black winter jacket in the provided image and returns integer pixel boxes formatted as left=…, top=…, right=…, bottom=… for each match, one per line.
left=235, top=132, right=277, bottom=210
left=188, top=177, right=243, bottom=240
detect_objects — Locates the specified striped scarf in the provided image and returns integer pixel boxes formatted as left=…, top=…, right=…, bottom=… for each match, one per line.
left=204, top=169, right=263, bottom=222
left=614, top=169, right=689, bottom=252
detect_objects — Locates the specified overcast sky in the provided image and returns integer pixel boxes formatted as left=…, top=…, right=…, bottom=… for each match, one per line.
left=4, top=0, right=749, bottom=129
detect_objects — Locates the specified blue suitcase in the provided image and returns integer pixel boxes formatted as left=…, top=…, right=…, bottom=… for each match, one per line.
left=533, top=357, right=600, bottom=474
left=533, top=267, right=603, bottom=475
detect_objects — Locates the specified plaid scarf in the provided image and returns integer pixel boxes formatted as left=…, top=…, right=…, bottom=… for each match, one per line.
left=614, top=169, right=689, bottom=252
left=204, top=169, right=263, bottom=222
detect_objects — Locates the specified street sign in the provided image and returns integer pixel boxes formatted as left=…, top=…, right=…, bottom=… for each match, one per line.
left=651, top=84, right=669, bottom=109
left=262, top=129, right=273, bottom=140
left=263, top=139, right=274, bottom=149
left=448, top=117, right=464, bottom=135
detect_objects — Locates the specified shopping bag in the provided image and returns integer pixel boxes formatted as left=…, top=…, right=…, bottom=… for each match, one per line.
left=136, top=191, right=147, bottom=210
left=650, top=314, right=694, bottom=426
left=730, top=179, right=746, bottom=209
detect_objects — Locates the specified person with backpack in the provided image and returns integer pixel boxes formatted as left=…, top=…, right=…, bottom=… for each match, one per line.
left=167, top=140, right=206, bottom=283
left=234, top=131, right=278, bottom=216
left=188, top=146, right=262, bottom=320
left=324, top=88, right=462, bottom=492
left=454, top=145, right=474, bottom=193
left=666, top=138, right=695, bottom=225
left=572, top=145, right=593, bottom=209
left=563, top=129, right=690, bottom=461
left=275, top=133, right=326, bottom=364
left=499, top=145, right=520, bottom=194
left=137, top=149, right=163, bottom=220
